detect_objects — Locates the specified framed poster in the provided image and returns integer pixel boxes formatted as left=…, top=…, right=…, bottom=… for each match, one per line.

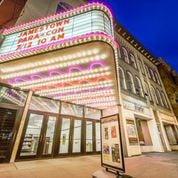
left=100, top=114, right=125, bottom=173
left=126, top=119, right=138, bottom=145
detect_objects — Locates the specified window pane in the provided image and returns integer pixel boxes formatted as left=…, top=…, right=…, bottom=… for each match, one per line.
left=86, top=121, right=93, bottom=152
left=20, top=113, right=43, bottom=156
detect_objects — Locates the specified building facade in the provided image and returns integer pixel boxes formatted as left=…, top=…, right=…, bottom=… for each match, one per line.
left=0, top=1, right=177, bottom=164
left=157, top=59, right=178, bottom=120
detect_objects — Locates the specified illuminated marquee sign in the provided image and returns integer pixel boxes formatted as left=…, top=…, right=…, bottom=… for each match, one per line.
left=0, top=10, right=113, bottom=56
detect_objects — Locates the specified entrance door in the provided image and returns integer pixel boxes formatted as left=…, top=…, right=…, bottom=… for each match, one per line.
left=19, top=112, right=57, bottom=159
left=0, top=108, right=17, bottom=163
left=58, top=117, right=82, bottom=155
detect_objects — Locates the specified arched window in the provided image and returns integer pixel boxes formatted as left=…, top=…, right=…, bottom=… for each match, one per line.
left=135, top=76, right=143, bottom=97
left=161, top=91, right=169, bottom=108
left=56, top=2, right=72, bottom=13
left=119, top=67, right=127, bottom=90
left=121, top=47, right=130, bottom=63
left=126, top=71, right=135, bottom=93
left=130, top=53, right=137, bottom=68
left=151, top=86, right=159, bottom=104
left=156, top=89, right=164, bottom=106
left=144, top=82, right=152, bottom=101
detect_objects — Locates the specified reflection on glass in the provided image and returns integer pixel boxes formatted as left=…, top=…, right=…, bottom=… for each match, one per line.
left=86, top=121, right=93, bottom=152
left=72, top=120, right=81, bottom=153
left=43, top=116, right=56, bottom=155
left=20, top=114, right=43, bottom=156
left=59, top=118, right=70, bottom=154
left=29, top=96, right=60, bottom=114
left=95, top=123, right=101, bottom=151
left=0, top=86, right=27, bottom=106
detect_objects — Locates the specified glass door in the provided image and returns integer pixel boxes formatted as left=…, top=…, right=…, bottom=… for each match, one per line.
left=58, top=117, right=82, bottom=155
left=42, top=116, right=56, bottom=156
left=19, top=112, right=57, bottom=159
left=20, top=113, right=44, bottom=157
left=72, top=119, right=82, bottom=154
left=59, top=117, right=71, bottom=154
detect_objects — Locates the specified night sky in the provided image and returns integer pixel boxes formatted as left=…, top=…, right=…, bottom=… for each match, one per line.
left=90, top=0, right=178, bottom=72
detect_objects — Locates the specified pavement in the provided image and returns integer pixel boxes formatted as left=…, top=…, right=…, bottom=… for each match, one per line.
left=0, top=152, right=178, bottom=178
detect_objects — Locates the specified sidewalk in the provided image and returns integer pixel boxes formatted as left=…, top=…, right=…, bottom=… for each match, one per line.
left=0, top=152, right=177, bottom=178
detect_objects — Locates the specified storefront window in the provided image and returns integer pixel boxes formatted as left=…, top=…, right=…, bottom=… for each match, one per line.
left=0, top=86, right=27, bottom=107
left=61, top=102, right=83, bottom=117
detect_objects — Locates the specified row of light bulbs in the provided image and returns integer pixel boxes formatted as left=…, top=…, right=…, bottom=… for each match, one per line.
left=37, top=80, right=113, bottom=96
left=2, top=53, right=107, bottom=79
left=21, top=71, right=111, bottom=90
left=54, top=89, right=115, bottom=100
left=13, top=66, right=110, bottom=88
left=3, top=3, right=112, bottom=35
left=1, top=48, right=100, bottom=73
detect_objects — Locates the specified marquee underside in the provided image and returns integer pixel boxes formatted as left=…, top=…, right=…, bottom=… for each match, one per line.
left=0, top=41, right=119, bottom=109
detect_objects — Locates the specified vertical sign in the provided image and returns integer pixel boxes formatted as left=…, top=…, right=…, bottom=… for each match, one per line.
left=101, top=114, right=125, bottom=173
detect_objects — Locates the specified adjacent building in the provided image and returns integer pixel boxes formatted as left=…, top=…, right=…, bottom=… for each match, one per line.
left=0, top=0, right=177, bottom=163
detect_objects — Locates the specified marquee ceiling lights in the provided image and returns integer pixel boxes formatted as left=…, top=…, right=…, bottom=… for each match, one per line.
left=11, top=66, right=110, bottom=87
left=1, top=54, right=107, bottom=79
left=54, top=89, right=115, bottom=100
left=36, top=80, right=113, bottom=96
left=1, top=48, right=100, bottom=73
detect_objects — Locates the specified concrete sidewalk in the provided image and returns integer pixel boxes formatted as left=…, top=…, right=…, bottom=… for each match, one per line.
left=0, top=152, right=178, bottom=178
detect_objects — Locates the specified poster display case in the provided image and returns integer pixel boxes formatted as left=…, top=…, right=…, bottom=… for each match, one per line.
left=101, top=114, right=125, bottom=173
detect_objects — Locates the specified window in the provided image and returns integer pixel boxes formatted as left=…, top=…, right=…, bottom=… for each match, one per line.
left=119, top=67, right=127, bottom=90
left=149, top=68, right=156, bottom=82
left=161, top=91, right=169, bottom=108
left=144, top=82, right=152, bottom=101
left=151, top=86, right=159, bottom=104
left=138, top=58, right=145, bottom=75
left=156, top=89, right=164, bottom=106
left=126, top=71, right=135, bottom=93
left=145, top=64, right=151, bottom=78
left=129, top=53, right=137, bottom=68
left=135, top=76, right=143, bottom=97
left=121, top=47, right=130, bottom=63
left=56, top=2, right=72, bottom=13
left=154, top=71, right=161, bottom=85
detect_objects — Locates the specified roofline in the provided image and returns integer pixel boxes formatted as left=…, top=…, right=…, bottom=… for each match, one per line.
left=114, top=22, right=160, bottom=66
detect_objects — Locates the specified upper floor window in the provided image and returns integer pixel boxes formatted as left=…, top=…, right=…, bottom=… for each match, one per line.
left=145, top=64, right=151, bottom=78
left=135, top=76, right=143, bottom=97
left=121, top=47, right=130, bottom=63
left=154, top=71, right=161, bottom=85
left=149, top=68, right=156, bottom=82
left=56, top=2, right=72, bottom=13
left=156, top=89, right=164, bottom=106
left=126, top=71, right=135, bottom=93
left=138, top=58, right=145, bottom=75
left=129, top=53, right=137, bottom=69
left=151, top=86, right=159, bottom=104
left=119, top=67, right=127, bottom=90
left=161, top=91, right=169, bottom=108
left=144, top=82, right=152, bottom=101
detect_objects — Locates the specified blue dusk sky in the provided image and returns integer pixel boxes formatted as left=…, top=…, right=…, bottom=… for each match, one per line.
left=90, top=0, right=178, bottom=72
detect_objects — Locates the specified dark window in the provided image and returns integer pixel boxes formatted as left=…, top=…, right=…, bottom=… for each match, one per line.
left=56, top=2, right=72, bottom=13
left=126, top=71, right=135, bottom=93
left=129, top=53, right=137, bottom=68
left=135, top=76, right=143, bottom=97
